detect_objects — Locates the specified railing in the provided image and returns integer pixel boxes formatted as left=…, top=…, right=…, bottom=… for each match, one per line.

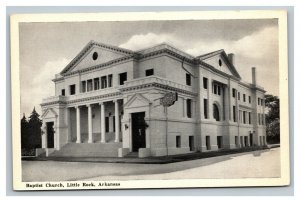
left=42, top=95, right=66, bottom=104
left=120, top=76, right=195, bottom=93
left=66, top=87, right=120, bottom=102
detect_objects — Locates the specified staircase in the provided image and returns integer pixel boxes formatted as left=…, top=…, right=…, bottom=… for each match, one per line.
left=49, top=142, right=122, bottom=158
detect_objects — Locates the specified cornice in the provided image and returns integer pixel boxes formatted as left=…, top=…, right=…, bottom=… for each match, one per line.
left=120, top=82, right=198, bottom=96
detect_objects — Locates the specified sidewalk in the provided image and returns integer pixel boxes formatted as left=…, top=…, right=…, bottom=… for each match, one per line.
left=22, top=146, right=271, bottom=164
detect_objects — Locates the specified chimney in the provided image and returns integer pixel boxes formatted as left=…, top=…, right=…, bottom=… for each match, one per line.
left=228, top=53, right=235, bottom=66
left=252, top=67, right=256, bottom=86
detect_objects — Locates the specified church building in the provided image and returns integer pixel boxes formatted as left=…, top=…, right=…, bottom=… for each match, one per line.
left=37, top=40, right=267, bottom=158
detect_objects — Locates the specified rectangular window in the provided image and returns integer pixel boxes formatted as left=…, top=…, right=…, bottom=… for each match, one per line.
left=261, top=99, right=264, bottom=106
left=206, top=136, right=211, bottom=150
left=189, top=136, right=194, bottom=151
left=187, top=99, right=192, bottom=118
left=145, top=69, right=154, bottom=76
left=258, top=98, right=260, bottom=105
left=105, top=117, right=109, bottom=132
left=94, top=78, right=100, bottom=90
left=217, top=136, right=223, bottom=149
left=176, top=136, right=181, bottom=148
left=248, top=96, right=251, bottom=104
left=258, top=113, right=261, bottom=125
left=61, top=89, right=65, bottom=96
left=81, top=81, right=86, bottom=93
left=119, top=72, right=127, bottom=85
left=244, top=136, right=248, bottom=147
left=214, top=84, right=217, bottom=94
left=108, top=74, right=113, bottom=87
left=238, top=92, right=240, bottom=100
left=243, top=111, right=246, bottom=124
left=87, top=79, right=93, bottom=91
left=101, top=76, right=107, bottom=89
left=204, top=99, right=208, bottom=119
left=243, top=94, right=246, bottom=102
left=235, top=136, right=238, bottom=147
left=203, top=77, right=208, bottom=89
left=186, top=73, right=191, bottom=86
left=249, top=112, right=252, bottom=124
left=232, top=88, right=236, bottom=97
left=69, top=84, right=76, bottom=95
left=217, top=86, right=221, bottom=95
left=113, top=116, right=115, bottom=132
left=233, top=106, right=236, bottom=122
left=239, top=110, right=242, bottom=122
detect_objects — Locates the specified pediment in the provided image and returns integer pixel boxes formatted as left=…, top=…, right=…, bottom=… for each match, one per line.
left=60, top=41, right=133, bottom=74
left=199, top=50, right=241, bottom=79
left=124, top=93, right=152, bottom=109
left=41, top=108, right=58, bottom=119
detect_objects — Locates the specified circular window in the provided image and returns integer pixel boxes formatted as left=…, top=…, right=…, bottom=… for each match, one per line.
left=218, top=59, right=222, bottom=66
left=92, top=52, right=98, bottom=60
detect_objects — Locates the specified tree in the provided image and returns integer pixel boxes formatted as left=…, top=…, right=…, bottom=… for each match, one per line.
left=27, top=107, right=42, bottom=149
left=20, top=113, right=28, bottom=149
left=265, top=94, right=280, bottom=144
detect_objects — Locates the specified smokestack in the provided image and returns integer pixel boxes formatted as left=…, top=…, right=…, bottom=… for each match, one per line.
left=228, top=53, right=235, bottom=66
left=252, top=67, right=256, bottom=86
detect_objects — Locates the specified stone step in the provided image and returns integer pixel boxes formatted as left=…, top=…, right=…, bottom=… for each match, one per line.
left=49, top=142, right=122, bottom=157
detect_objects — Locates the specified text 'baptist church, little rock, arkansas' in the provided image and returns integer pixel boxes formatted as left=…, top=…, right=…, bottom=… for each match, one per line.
left=37, top=40, right=267, bottom=158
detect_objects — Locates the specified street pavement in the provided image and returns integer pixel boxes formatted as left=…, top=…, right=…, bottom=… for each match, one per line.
left=22, top=147, right=280, bottom=182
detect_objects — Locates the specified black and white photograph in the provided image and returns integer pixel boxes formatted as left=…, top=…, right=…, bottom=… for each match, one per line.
left=10, top=10, right=289, bottom=190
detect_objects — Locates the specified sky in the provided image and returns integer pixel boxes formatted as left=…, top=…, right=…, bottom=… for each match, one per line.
left=19, top=19, right=279, bottom=117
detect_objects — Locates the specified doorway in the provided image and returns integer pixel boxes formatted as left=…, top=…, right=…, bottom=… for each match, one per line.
left=131, top=112, right=146, bottom=152
left=46, top=122, right=54, bottom=148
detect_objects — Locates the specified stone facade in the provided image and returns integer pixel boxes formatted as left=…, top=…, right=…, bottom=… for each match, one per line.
left=37, top=41, right=267, bottom=158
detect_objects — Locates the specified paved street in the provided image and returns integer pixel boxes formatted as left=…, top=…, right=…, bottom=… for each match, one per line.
left=22, top=148, right=280, bottom=182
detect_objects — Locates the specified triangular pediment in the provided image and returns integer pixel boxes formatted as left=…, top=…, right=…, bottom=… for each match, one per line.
left=198, top=50, right=241, bottom=79
left=60, top=41, right=133, bottom=75
left=124, top=93, right=152, bottom=109
left=41, top=108, right=58, bottom=119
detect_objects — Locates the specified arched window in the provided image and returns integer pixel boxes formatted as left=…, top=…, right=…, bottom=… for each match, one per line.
left=213, top=104, right=220, bottom=121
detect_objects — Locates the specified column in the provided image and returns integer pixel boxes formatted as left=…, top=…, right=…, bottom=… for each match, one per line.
left=87, top=104, right=93, bottom=143
left=41, top=123, right=47, bottom=148
left=76, top=106, right=81, bottom=143
left=100, top=102, right=106, bottom=143
left=114, top=100, right=120, bottom=142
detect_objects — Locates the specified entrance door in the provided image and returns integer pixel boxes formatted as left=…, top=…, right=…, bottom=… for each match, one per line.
left=131, top=112, right=146, bottom=152
left=46, top=122, right=54, bottom=148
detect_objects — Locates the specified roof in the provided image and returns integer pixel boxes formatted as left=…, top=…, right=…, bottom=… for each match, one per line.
left=60, top=40, right=134, bottom=74
left=197, top=49, right=224, bottom=60
left=58, top=40, right=242, bottom=80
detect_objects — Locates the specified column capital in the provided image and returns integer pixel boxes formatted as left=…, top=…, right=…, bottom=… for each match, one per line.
left=113, top=99, right=119, bottom=103
left=99, top=102, right=105, bottom=105
left=86, top=104, right=92, bottom=107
